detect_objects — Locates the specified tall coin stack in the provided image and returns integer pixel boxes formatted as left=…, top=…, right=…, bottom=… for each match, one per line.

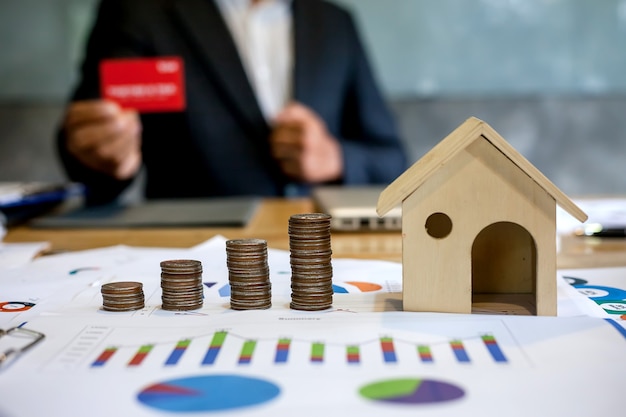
left=160, top=259, right=204, bottom=311
left=226, top=239, right=272, bottom=310
left=288, top=213, right=333, bottom=311
left=101, top=281, right=145, bottom=312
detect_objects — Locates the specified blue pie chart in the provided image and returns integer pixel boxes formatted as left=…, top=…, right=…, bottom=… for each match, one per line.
left=137, top=374, right=280, bottom=412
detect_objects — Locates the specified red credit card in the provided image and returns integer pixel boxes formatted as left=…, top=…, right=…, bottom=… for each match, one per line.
left=99, top=57, right=186, bottom=112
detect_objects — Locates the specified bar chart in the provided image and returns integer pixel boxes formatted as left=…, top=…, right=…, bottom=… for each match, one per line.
left=48, top=323, right=513, bottom=372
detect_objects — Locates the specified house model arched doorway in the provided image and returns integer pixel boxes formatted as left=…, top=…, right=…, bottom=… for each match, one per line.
left=471, top=222, right=538, bottom=315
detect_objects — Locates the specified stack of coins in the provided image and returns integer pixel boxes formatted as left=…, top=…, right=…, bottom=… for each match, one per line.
left=226, top=238, right=272, bottom=310
left=101, top=281, right=144, bottom=312
left=160, top=259, right=204, bottom=311
left=289, top=213, right=333, bottom=311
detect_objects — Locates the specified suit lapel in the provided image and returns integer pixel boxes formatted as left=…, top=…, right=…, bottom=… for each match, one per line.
left=292, top=0, right=325, bottom=107
left=171, top=0, right=267, bottom=131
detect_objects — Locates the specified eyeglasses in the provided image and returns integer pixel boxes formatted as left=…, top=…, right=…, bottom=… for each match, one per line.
left=0, top=326, right=45, bottom=369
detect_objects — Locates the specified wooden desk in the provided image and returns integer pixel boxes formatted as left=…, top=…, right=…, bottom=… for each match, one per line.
left=4, top=198, right=626, bottom=268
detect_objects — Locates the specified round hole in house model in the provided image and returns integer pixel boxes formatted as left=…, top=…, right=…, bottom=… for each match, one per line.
left=425, top=212, right=453, bottom=238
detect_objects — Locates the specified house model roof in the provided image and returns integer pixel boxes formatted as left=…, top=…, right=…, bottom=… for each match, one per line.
left=377, top=117, right=588, bottom=223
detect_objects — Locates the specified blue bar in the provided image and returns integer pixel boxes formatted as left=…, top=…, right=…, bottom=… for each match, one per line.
left=275, top=339, right=290, bottom=363
left=453, top=349, right=470, bottom=362
left=380, top=338, right=397, bottom=363
left=450, top=340, right=470, bottom=363
left=165, top=348, right=185, bottom=366
left=275, top=349, right=289, bottom=363
left=383, top=351, right=397, bottom=363
left=202, top=347, right=220, bottom=365
left=485, top=343, right=507, bottom=362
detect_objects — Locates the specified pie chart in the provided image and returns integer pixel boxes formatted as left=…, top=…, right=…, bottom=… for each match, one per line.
left=137, top=374, right=280, bottom=412
left=333, top=281, right=383, bottom=293
left=0, top=301, right=35, bottom=312
left=359, top=378, right=464, bottom=405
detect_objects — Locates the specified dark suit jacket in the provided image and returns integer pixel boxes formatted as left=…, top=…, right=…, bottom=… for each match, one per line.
left=58, top=0, right=407, bottom=204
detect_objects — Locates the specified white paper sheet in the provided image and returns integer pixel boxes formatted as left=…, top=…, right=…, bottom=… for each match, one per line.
left=0, top=241, right=49, bottom=269
left=1, top=312, right=623, bottom=417
left=0, top=236, right=624, bottom=417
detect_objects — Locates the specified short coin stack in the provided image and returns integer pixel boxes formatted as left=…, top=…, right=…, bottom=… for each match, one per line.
left=226, top=238, right=272, bottom=310
left=101, top=281, right=144, bottom=312
left=160, top=259, right=204, bottom=311
left=289, top=213, right=333, bottom=311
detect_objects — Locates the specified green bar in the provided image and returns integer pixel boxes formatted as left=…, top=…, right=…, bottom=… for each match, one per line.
left=450, top=339, right=463, bottom=348
left=417, top=345, right=431, bottom=355
left=241, top=340, right=257, bottom=357
left=210, top=331, right=228, bottom=347
left=139, top=344, right=154, bottom=354
left=347, top=345, right=360, bottom=355
left=311, top=342, right=325, bottom=358
left=482, top=335, right=496, bottom=343
left=278, top=338, right=291, bottom=346
left=177, top=339, right=191, bottom=348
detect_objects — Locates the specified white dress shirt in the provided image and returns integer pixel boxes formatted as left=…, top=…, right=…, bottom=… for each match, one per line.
left=215, top=0, right=293, bottom=121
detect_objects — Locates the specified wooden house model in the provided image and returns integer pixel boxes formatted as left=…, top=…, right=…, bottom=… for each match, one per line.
left=377, top=117, right=587, bottom=316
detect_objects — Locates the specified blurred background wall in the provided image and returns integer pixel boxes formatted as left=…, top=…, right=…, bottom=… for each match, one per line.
left=1, top=0, right=625, bottom=195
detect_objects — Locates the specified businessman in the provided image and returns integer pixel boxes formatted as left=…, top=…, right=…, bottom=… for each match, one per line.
left=58, top=0, right=407, bottom=204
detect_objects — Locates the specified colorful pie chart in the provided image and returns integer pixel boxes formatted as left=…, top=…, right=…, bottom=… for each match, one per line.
left=0, top=301, right=35, bottom=312
left=333, top=281, right=383, bottom=293
left=137, top=374, right=280, bottom=412
left=359, top=378, right=464, bottom=405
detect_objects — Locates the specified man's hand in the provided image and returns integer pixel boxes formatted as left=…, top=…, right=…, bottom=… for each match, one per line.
left=270, top=102, right=343, bottom=183
left=64, top=99, right=142, bottom=180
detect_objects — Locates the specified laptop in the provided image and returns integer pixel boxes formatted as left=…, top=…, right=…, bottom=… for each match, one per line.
left=311, top=185, right=401, bottom=231
left=30, top=197, right=260, bottom=228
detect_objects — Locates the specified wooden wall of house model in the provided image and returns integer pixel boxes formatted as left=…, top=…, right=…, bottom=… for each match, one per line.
left=377, top=117, right=587, bottom=316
